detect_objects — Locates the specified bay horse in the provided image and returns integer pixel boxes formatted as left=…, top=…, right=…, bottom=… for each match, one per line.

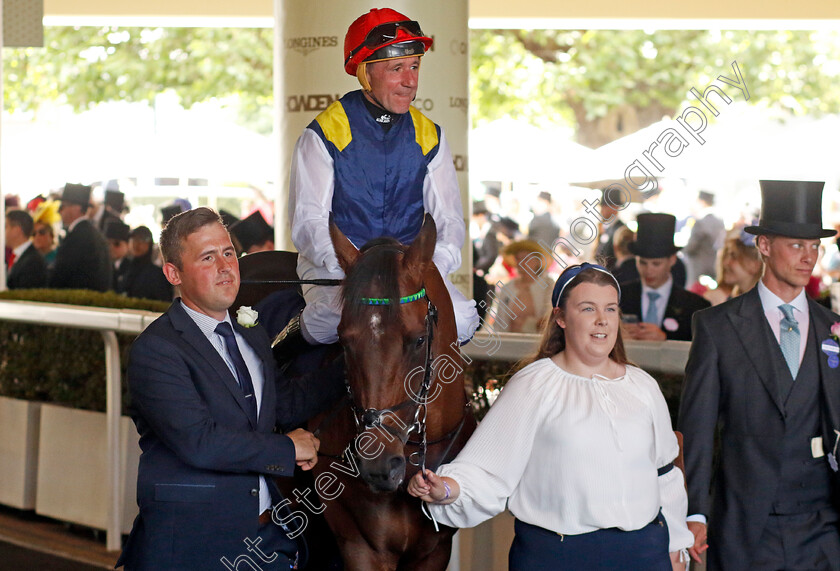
left=305, top=214, right=476, bottom=570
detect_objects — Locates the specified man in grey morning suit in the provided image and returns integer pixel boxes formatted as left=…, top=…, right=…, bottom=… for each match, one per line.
left=679, top=180, right=840, bottom=570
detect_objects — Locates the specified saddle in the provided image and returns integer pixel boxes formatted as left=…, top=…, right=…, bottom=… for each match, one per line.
left=235, top=250, right=339, bottom=375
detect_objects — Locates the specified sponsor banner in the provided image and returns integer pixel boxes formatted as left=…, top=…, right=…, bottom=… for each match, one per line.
left=275, top=0, right=470, bottom=293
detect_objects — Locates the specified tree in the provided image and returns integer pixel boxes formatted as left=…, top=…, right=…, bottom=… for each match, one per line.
left=6, top=27, right=840, bottom=147
left=3, top=26, right=274, bottom=132
left=470, top=29, right=840, bottom=147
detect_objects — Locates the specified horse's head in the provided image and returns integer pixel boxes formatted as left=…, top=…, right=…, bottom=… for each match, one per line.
left=330, top=214, right=439, bottom=492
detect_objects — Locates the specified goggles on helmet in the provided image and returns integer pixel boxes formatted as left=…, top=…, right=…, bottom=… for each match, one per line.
left=344, top=20, right=425, bottom=67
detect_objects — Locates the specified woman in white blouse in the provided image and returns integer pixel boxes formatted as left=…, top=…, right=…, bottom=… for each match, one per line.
left=408, top=262, right=693, bottom=570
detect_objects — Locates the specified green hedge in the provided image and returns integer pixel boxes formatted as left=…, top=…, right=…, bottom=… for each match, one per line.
left=0, top=290, right=169, bottom=412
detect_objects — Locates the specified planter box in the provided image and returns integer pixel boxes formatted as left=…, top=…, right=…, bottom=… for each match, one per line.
left=35, top=404, right=140, bottom=533
left=0, top=396, right=41, bottom=509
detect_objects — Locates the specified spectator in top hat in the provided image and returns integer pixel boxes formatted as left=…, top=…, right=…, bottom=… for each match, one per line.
left=219, top=209, right=241, bottom=228
left=98, top=189, right=127, bottom=232
left=594, top=186, right=628, bottom=272
left=5, top=209, right=47, bottom=289
left=527, top=191, right=560, bottom=247
left=105, top=220, right=131, bottom=291
left=683, top=190, right=726, bottom=287
left=161, top=203, right=185, bottom=227
left=230, top=211, right=275, bottom=256
left=49, top=183, right=112, bottom=291
left=116, top=226, right=173, bottom=302
left=483, top=182, right=503, bottom=216
left=473, top=199, right=500, bottom=277
left=679, top=180, right=840, bottom=570
left=619, top=213, right=710, bottom=341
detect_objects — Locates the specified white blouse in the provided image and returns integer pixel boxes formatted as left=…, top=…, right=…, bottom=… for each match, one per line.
left=431, top=358, right=694, bottom=552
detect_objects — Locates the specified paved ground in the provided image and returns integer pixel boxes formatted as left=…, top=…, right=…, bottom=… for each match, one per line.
left=0, top=539, right=106, bottom=570
left=0, top=506, right=116, bottom=569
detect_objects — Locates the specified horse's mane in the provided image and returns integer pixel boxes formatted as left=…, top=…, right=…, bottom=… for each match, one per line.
left=340, top=237, right=404, bottom=325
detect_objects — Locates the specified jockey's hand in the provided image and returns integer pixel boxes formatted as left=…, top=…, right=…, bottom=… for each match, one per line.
left=407, top=469, right=458, bottom=504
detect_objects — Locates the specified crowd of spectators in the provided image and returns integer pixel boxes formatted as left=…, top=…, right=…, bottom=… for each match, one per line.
left=472, top=182, right=840, bottom=336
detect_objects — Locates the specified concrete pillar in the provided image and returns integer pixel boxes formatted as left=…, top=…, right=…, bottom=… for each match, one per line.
left=274, top=0, right=471, bottom=296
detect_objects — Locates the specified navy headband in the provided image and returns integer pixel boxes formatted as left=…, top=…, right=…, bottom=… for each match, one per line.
left=551, top=263, right=621, bottom=307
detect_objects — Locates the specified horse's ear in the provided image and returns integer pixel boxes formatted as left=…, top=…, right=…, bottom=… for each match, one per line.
left=404, top=213, right=437, bottom=271
left=329, top=213, right=360, bottom=272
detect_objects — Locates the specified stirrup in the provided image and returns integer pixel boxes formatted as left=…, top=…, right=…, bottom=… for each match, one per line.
left=271, top=312, right=311, bottom=366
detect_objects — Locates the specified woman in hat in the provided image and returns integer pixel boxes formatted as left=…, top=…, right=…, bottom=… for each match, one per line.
left=30, top=199, right=60, bottom=269
left=408, top=263, right=693, bottom=570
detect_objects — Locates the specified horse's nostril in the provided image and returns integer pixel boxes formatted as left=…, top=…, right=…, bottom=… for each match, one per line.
left=389, top=455, right=405, bottom=473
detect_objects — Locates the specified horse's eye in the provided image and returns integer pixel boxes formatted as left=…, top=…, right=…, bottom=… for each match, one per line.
left=415, top=336, right=426, bottom=349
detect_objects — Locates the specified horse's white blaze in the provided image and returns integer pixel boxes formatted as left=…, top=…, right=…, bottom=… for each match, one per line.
left=369, top=314, right=383, bottom=339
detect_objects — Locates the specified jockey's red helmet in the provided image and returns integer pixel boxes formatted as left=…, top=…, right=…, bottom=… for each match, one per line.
left=343, top=8, right=433, bottom=77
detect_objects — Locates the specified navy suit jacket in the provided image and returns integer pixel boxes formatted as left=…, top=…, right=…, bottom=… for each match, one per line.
left=619, top=280, right=710, bottom=341
left=117, top=300, right=342, bottom=570
left=50, top=219, right=112, bottom=291
left=7, top=243, right=47, bottom=289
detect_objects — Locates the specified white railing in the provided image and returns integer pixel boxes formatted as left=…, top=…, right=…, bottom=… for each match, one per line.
left=0, top=301, right=691, bottom=558
left=462, top=331, right=691, bottom=374
left=0, top=300, right=160, bottom=551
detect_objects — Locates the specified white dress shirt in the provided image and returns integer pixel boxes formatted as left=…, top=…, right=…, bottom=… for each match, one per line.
left=180, top=301, right=271, bottom=514
left=757, top=280, right=809, bottom=366
left=641, top=277, right=673, bottom=326
left=431, top=358, right=694, bottom=553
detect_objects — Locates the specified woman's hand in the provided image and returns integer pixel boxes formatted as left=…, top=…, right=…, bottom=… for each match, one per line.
left=407, top=469, right=457, bottom=504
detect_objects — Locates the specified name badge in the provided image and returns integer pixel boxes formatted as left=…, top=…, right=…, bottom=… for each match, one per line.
left=821, top=339, right=840, bottom=369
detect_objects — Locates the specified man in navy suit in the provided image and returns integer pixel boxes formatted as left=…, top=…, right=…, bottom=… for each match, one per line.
left=619, top=213, right=709, bottom=342
left=5, top=209, right=47, bottom=289
left=117, top=207, right=342, bottom=570
left=49, top=183, right=112, bottom=291
left=679, top=181, right=840, bottom=570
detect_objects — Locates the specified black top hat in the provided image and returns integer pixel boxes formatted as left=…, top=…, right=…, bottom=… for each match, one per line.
left=698, top=190, right=715, bottom=205
left=61, top=183, right=92, bottom=206
left=230, top=211, right=274, bottom=251
left=104, top=220, right=130, bottom=242
left=628, top=213, right=681, bottom=258
left=160, top=203, right=183, bottom=225
left=219, top=209, right=241, bottom=228
left=483, top=181, right=502, bottom=198
left=537, top=191, right=552, bottom=202
left=744, top=180, right=836, bottom=239
left=104, top=189, right=126, bottom=212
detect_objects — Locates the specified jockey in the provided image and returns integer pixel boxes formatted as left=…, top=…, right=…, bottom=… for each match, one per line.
left=275, top=7, right=479, bottom=358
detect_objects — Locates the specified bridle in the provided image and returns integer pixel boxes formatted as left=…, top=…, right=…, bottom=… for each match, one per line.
left=346, top=286, right=440, bottom=472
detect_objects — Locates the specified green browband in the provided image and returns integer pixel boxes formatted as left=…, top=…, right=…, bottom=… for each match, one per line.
left=359, top=288, right=426, bottom=306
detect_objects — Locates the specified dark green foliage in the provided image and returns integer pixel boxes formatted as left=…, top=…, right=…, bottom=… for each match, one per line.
left=0, top=289, right=169, bottom=411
